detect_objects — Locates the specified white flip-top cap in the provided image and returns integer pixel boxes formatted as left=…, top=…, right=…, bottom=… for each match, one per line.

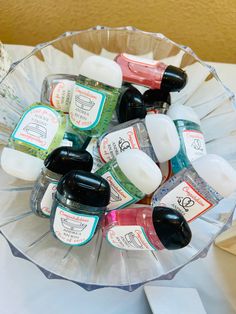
left=167, top=104, right=201, bottom=125
left=192, top=154, right=236, bottom=197
left=116, top=149, right=162, bottom=194
left=1, top=147, right=44, bottom=181
left=79, top=56, right=122, bottom=88
left=145, top=114, right=180, bottom=163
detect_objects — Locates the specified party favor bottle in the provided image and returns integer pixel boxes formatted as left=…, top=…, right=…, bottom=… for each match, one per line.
left=104, top=206, right=191, bottom=251
left=41, top=74, right=78, bottom=112
left=143, top=89, right=171, bottom=114
left=96, top=149, right=162, bottom=211
left=115, top=53, right=187, bottom=92
left=30, top=146, right=93, bottom=217
left=69, top=56, right=122, bottom=137
left=167, top=104, right=207, bottom=173
left=50, top=170, right=110, bottom=246
left=98, top=114, right=180, bottom=163
left=1, top=102, right=66, bottom=181
left=152, top=154, right=236, bottom=222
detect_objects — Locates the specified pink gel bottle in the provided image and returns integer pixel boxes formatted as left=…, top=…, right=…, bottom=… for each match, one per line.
left=115, top=53, right=187, bottom=92
left=103, top=205, right=192, bottom=251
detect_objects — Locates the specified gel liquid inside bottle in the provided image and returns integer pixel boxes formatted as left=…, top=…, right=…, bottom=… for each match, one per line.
left=104, top=205, right=192, bottom=251
left=50, top=170, right=110, bottom=246
left=115, top=53, right=187, bottom=92
left=30, top=146, right=93, bottom=218
left=69, top=56, right=122, bottom=137
left=41, top=74, right=78, bottom=112
left=98, top=114, right=180, bottom=164
left=96, top=149, right=162, bottom=211
left=1, top=102, right=66, bottom=181
left=143, top=89, right=171, bottom=114
left=167, top=104, right=207, bottom=173
left=152, top=154, right=236, bottom=222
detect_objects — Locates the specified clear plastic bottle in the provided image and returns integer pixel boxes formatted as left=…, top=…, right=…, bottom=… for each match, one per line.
left=1, top=102, right=66, bottom=181
left=41, top=74, right=78, bottom=112
left=96, top=149, right=162, bottom=211
left=167, top=104, right=207, bottom=173
left=69, top=56, right=122, bottom=137
left=50, top=170, right=110, bottom=246
left=30, top=146, right=93, bottom=217
left=103, top=205, right=191, bottom=251
left=98, top=114, right=180, bottom=164
left=151, top=154, right=236, bottom=222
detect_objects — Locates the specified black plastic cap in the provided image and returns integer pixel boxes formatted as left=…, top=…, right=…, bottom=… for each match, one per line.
left=152, top=206, right=192, bottom=250
left=57, top=170, right=110, bottom=207
left=143, top=89, right=171, bottom=111
left=161, top=65, right=187, bottom=92
left=116, top=85, right=146, bottom=123
left=44, top=147, right=93, bottom=175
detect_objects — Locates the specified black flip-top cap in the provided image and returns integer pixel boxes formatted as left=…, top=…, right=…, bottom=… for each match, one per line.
left=152, top=206, right=192, bottom=250
left=143, top=89, right=171, bottom=106
left=44, top=146, right=93, bottom=175
left=116, top=85, right=146, bottom=123
left=57, top=170, right=110, bottom=207
left=161, top=65, right=187, bottom=92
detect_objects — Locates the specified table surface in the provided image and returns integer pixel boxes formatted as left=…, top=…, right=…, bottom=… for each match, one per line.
left=1, top=45, right=236, bottom=314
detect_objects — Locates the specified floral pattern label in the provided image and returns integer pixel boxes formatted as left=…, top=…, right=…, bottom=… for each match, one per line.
left=40, top=182, right=58, bottom=217
left=99, top=126, right=140, bottom=162
left=101, top=171, right=135, bottom=210
left=159, top=181, right=212, bottom=222
left=106, top=226, right=155, bottom=250
left=12, top=105, right=59, bottom=150
left=53, top=206, right=99, bottom=245
left=183, top=130, right=206, bottom=162
left=51, top=80, right=74, bottom=112
left=69, top=83, right=106, bottom=130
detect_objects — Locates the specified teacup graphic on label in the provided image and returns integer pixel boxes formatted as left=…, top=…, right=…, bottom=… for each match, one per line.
left=118, top=137, right=132, bottom=152
left=177, top=196, right=195, bottom=212
left=191, top=138, right=203, bottom=151
left=23, top=123, right=47, bottom=139
left=75, top=94, right=95, bottom=111
left=61, top=218, right=87, bottom=231
left=125, top=232, right=143, bottom=248
left=110, top=185, right=122, bottom=202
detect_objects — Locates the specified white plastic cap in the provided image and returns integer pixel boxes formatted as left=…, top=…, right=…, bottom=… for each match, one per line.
left=145, top=114, right=180, bottom=163
left=116, top=149, right=162, bottom=194
left=192, top=154, right=236, bottom=197
left=1, top=147, right=44, bottom=181
left=167, top=104, right=201, bottom=125
left=79, top=56, right=122, bottom=88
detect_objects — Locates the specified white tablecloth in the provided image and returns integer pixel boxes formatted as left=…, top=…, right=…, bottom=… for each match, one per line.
left=1, top=45, right=236, bottom=314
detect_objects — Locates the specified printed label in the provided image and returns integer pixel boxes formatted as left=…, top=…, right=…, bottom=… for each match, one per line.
left=12, top=105, right=59, bottom=150
left=159, top=181, right=212, bottom=222
left=99, top=126, right=140, bottom=162
left=40, top=182, right=58, bottom=217
left=60, top=138, right=73, bottom=147
left=50, top=80, right=75, bottom=112
left=53, top=206, right=99, bottom=245
left=69, top=84, right=106, bottom=130
left=183, top=130, right=207, bottom=162
left=86, top=138, right=104, bottom=172
left=123, top=53, right=158, bottom=66
left=101, top=171, right=135, bottom=210
left=106, top=226, right=155, bottom=250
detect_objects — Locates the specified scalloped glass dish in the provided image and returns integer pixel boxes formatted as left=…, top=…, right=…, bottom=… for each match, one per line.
left=0, top=26, right=236, bottom=291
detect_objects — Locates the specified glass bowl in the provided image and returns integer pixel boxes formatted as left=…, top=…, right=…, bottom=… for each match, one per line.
left=0, top=26, right=236, bottom=291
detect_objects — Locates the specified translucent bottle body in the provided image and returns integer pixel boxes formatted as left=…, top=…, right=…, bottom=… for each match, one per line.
left=151, top=166, right=222, bottom=222
left=171, top=120, right=206, bottom=173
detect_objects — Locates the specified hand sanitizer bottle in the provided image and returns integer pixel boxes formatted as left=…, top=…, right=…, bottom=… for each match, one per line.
left=104, top=205, right=191, bottom=251
left=50, top=170, right=110, bottom=246
left=41, top=74, right=78, bottom=112
left=96, top=149, right=162, bottom=211
left=1, top=102, right=66, bottom=181
left=151, top=154, right=236, bottom=222
left=143, top=89, right=171, bottom=114
left=167, top=104, right=207, bottom=173
left=30, top=146, right=93, bottom=217
left=69, top=56, right=122, bottom=137
left=98, top=114, right=180, bottom=163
